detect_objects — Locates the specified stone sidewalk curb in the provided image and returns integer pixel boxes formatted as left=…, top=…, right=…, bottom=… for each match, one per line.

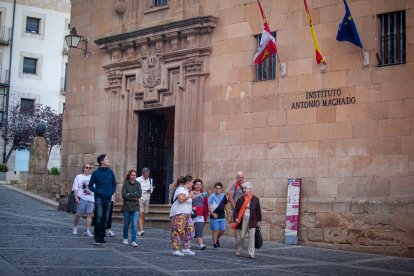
left=0, top=182, right=59, bottom=208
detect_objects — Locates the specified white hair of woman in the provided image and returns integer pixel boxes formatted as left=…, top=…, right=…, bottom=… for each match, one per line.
left=242, top=182, right=253, bottom=190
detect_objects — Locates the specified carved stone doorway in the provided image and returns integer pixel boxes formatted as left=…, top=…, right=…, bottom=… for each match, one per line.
left=137, top=107, right=174, bottom=204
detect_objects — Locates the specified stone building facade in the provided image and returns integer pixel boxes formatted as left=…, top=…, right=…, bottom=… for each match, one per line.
left=63, top=0, right=414, bottom=256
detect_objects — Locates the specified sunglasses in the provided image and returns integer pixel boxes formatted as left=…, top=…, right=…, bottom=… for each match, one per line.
left=84, top=167, right=92, bottom=169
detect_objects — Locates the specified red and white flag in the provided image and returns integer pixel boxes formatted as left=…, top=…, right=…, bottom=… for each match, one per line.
left=253, top=0, right=277, bottom=65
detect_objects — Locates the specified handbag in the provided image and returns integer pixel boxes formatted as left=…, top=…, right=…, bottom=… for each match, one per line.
left=254, top=226, right=263, bottom=249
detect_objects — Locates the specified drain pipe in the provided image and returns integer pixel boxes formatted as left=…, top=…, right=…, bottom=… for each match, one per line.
left=2, top=0, right=16, bottom=163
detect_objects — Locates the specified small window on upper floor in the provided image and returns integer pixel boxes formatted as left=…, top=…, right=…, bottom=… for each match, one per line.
left=152, top=0, right=167, bottom=7
left=23, top=57, right=37, bottom=74
left=20, top=98, right=35, bottom=114
left=378, top=10, right=406, bottom=66
left=254, top=32, right=276, bottom=81
left=26, top=17, right=40, bottom=34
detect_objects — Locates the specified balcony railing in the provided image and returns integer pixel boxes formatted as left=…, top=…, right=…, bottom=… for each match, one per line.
left=0, top=26, right=12, bottom=45
left=0, top=68, right=9, bottom=85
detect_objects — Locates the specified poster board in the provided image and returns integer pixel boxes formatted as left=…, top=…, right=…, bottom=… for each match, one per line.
left=284, top=178, right=302, bottom=245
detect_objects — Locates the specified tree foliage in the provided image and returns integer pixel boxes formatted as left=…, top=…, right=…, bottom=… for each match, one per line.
left=40, top=106, right=63, bottom=157
left=2, top=103, right=63, bottom=163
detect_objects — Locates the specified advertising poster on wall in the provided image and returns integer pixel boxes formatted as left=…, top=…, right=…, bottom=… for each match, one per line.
left=285, top=178, right=302, bottom=245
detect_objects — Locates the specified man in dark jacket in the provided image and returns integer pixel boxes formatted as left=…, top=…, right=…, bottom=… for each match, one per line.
left=88, top=154, right=117, bottom=244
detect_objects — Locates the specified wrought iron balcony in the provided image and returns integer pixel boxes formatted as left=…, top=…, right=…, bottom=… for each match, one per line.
left=0, top=26, right=12, bottom=45
left=0, top=68, right=9, bottom=85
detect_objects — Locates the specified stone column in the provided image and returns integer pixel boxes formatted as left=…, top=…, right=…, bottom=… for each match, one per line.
left=29, top=136, right=49, bottom=174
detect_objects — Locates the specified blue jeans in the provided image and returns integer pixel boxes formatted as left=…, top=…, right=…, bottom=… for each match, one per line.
left=123, top=211, right=139, bottom=241
left=94, top=197, right=112, bottom=242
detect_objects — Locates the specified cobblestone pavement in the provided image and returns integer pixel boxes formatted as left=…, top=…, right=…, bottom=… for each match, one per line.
left=0, top=185, right=413, bottom=276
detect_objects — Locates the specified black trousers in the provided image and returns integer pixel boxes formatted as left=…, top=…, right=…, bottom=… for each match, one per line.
left=93, top=197, right=111, bottom=242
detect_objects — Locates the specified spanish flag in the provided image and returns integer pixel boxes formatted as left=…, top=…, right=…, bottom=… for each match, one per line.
left=304, top=0, right=325, bottom=64
left=253, top=0, right=277, bottom=65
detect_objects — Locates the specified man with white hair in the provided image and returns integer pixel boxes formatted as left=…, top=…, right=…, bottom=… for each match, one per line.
left=227, top=171, right=245, bottom=243
left=137, top=167, right=153, bottom=236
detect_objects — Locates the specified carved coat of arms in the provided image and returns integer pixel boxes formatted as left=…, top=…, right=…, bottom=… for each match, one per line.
left=142, top=57, right=161, bottom=88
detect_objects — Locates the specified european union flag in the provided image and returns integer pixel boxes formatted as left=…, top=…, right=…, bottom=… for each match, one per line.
left=336, top=0, right=363, bottom=48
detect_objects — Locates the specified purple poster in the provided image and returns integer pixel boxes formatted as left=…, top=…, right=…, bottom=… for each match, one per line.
left=285, top=178, right=302, bottom=244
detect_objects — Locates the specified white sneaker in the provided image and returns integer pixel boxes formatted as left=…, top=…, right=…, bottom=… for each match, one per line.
left=172, top=250, right=184, bottom=256
left=182, top=248, right=195, bottom=256
left=84, top=229, right=93, bottom=237
left=131, top=241, right=138, bottom=247
left=137, top=231, right=145, bottom=236
left=123, top=239, right=129, bottom=245
left=199, top=244, right=206, bottom=250
left=107, top=230, right=116, bottom=237
left=72, top=227, right=78, bottom=235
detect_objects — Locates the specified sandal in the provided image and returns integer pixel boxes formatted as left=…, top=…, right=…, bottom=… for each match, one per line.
left=248, top=255, right=256, bottom=259
left=235, top=252, right=241, bottom=257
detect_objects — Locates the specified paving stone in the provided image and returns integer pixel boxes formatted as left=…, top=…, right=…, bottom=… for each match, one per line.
left=0, top=185, right=413, bottom=276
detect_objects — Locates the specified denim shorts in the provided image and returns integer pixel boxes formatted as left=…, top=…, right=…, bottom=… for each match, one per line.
left=76, top=198, right=94, bottom=214
left=210, top=218, right=226, bottom=231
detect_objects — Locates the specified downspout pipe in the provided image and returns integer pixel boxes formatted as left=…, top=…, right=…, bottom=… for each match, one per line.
left=3, top=0, right=16, bottom=163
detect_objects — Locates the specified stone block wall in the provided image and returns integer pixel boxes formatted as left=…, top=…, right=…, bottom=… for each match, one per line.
left=199, top=0, right=414, bottom=257
left=21, top=173, right=63, bottom=200
left=297, top=198, right=414, bottom=257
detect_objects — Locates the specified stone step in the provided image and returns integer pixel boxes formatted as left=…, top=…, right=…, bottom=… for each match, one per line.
left=112, top=203, right=171, bottom=230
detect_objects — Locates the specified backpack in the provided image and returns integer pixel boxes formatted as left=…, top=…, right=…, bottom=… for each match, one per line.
left=67, top=191, right=76, bottom=214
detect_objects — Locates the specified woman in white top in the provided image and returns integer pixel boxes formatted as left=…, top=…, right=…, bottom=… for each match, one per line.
left=169, top=175, right=195, bottom=256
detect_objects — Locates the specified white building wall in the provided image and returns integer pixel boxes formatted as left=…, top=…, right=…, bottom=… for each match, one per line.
left=0, top=1, right=70, bottom=173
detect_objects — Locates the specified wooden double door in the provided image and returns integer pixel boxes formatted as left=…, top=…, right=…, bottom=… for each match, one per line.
left=137, top=108, right=174, bottom=204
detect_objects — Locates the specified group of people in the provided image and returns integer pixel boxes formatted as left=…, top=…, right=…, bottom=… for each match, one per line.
left=169, top=171, right=262, bottom=259
left=71, top=154, right=152, bottom=246
left=71, top=154, right=262, bottom=259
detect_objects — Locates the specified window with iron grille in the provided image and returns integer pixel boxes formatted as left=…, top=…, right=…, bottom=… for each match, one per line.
left=152, top=0, right=167, bottom=7
left=378, top=10, right=405, bottom=66
left=23, top=57, right=37, bottom=74
left=26, top=17, right=40, bottom=34
left=254, top=32, right=276, bottom=81
left=20, top=98, right=35, bottom=114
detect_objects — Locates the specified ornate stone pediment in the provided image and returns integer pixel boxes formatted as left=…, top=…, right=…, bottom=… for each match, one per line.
left=95, top=16, right=217, bottom=108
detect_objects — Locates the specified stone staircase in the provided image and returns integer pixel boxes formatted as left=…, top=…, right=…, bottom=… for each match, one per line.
left=112, top=203, right=171, bottom=230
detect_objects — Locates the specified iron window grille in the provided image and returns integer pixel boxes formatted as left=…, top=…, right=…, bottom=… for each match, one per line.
left=378, top=10, right=405, bottom=66
left=254, top=32, right=276, bottom=81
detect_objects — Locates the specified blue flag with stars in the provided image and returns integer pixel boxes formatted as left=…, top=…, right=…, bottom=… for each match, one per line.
left=336, top=0, right=362, bottom=48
